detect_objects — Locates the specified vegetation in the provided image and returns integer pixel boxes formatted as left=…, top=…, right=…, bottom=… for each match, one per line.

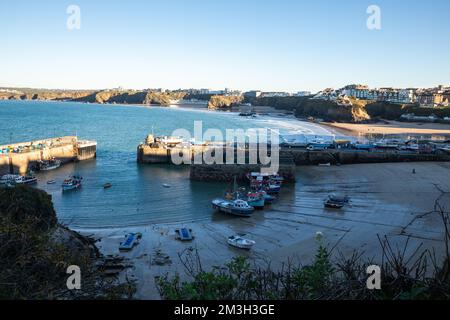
left=0, top=186, right=135, bottom=299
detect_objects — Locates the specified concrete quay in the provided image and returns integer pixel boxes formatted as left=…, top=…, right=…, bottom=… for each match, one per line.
left=0, top=136, right=97, bottom=175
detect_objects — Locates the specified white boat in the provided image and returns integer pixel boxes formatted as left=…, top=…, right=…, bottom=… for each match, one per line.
left=318, top=163, right=331, bottom=167
left=227, top=235, right=255, bottom=250
left=374, top=139, right=402, bottom=149
left=0, top=174, right=21, bottom=185
left=0, top=174, right=37, bottom=185
left=159, top=136, right=184, bottom=145
left=15, top=175, right=38, bottom=185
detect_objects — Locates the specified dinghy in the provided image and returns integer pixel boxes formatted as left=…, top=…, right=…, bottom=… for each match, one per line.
left=227, top=235, right=255, bottom=250
left=175, top=228, right=194, bottom=241
left=119, top=233, right=142, bottom=252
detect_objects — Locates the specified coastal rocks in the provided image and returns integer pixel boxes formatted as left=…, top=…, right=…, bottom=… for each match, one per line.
left=208, top=95, right=243, bottom=110
left=0, top=186, right=136, bottom=299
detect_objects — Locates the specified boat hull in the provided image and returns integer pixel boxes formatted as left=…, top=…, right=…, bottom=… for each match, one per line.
left=212, top=199, right=254, bottom=217
left=246, top=198, right=265, bottom=209
left=62, top=182, right=82, bottom=192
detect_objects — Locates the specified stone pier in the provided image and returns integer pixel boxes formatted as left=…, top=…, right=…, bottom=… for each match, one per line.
left=0, top=136, right=97, bottom=175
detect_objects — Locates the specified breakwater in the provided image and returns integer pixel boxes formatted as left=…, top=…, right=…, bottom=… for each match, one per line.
left=0, top=136, right=97, bottom=175
left=286, top=149, right=450, bottom=165
left=137, top=136, right=450, bottom=183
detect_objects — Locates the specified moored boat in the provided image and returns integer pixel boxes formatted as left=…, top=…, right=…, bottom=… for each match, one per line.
left=324, top=199, right=345, bottom=209
left=38, top=158, right=61, bottom=171
left=243, top=192, right=265, bottom=209
left=227, top=235, right=255, bottom=250
left=119, top=233, right=142, bottom=252
left=62, top=175, right=83, bottom=192
left=259, top=190, right=276, bottom=204
left=212, top=199, right=254, bottom=217
left=175, top=228, right=194, bottom=241
left=16, top=175, right=38, bottom=185
left=0, top=174, right=21, bottom=185
left=248, top=172, right=284, bottom=194
left=0, top=174, right=37, bottom=185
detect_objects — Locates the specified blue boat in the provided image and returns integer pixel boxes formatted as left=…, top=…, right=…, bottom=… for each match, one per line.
left=176, top=228, right=194, bottom=241
left=260, top=191, right=276, bottom=204
left=119, top=233, right=142, bottom=251
left=62, top=175, right=82, bottom=192
left=243, top=192, right=265, bottom=209
left=212, top=199, right=254, bottom=217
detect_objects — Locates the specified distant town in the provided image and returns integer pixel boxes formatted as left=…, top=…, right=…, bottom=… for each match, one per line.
left=1, top=84, right=449, bottom=108
left=179, top=84, right=450, bottom=108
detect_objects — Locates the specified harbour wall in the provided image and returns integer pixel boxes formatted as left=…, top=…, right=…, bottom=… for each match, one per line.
left=190, top=164, right=296, bottom=183
left=0, top=136, right=96, bottom=175
left=138, top=142, right=450, bottom=183
left=286, top=149, right=449, bottom=165
left=138, top=143, right=450, bottom=167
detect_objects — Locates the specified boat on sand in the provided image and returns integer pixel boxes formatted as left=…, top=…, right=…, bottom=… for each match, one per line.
left=212, top=199, right=254, bottom=217
left=228, top=235, right=255, bottom=250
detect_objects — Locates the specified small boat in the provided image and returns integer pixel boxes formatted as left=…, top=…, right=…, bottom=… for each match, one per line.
left=227, top=235, right=255, bottom=250
left=47, top=180, right=56, bottom=185
left=260, top=191, right=276, bottom=204
left=62, top=175, right=83, bottom=192
left=248, top=172, right=284, bottom=194
left=266, top=183, right=281, bottom=194
left=324, top=200, right=345, bottom=209
left=38, top=159, right=61, bottom=171
left=162, top=183, right=171, bottom=188
left=212, top=199, right=254, bottom=217
left=243, top=192, right=265, bottom=209
left=328, top=195, right=350, bottom=204
left=353, top=142, right=374, bottom=151
left=318, top=163, right=331, bottom=167
left=103, top=183, right=112, bottom=189
left=119, top=233, right=142, bottom=252
left=175, top=228, right=194, bottom=241
left=374, top=139, right=402, bottom=149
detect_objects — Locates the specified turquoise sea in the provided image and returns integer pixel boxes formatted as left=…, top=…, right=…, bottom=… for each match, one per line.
left=0, top=100, right=337, bottom=229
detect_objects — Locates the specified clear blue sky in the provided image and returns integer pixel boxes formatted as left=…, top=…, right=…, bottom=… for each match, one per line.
left=0, top=0, right=449, bottom=93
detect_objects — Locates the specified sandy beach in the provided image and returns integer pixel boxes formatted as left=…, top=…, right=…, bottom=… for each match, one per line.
left=81, top=162, right=450, bottom=299
left=322, top=121, right=450, bottom=136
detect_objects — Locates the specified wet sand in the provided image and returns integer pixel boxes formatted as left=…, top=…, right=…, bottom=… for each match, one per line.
left=322, top=121, right=450, bottom=136
left=81, top=162, right=450, bottom=299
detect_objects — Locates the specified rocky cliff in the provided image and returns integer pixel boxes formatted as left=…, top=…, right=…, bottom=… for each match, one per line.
left=0, top=88, right=186, bottom=106
left=208, top=95, right=243, bottom=110
left=0, top=186, right=135, bottom=299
